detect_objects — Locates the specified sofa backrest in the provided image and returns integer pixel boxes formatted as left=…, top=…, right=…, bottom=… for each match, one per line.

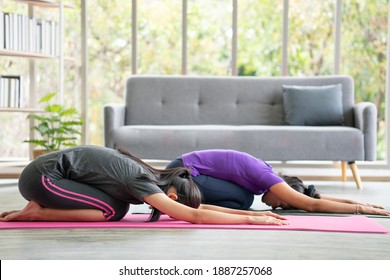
left=125, top=75, right=354, bottom=126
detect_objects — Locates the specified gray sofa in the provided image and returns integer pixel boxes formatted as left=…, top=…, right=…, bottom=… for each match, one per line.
left=104, top=75, right=377, bottom=189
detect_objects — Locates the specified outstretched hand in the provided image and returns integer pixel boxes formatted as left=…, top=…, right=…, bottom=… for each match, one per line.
left=359, top=205, right=390, bottom=216
left=249, top=215, right=289, bottom=225
left=356, top=201, right=390, bottom=215
left=253, top=210, right=288, bottom=220
left=247, top=210, right=289, bottom=225
left=359, top=202, right=384, bottom=209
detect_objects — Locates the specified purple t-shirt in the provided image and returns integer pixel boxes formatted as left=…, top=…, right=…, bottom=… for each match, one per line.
left=181, top=149, right=284, bottom=195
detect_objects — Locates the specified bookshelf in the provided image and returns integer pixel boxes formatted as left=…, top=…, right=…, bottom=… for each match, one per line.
left=0, top=0, right=67, bottom=176
left=0, top=0, right=87, bottom=180
left=0, top=48, right=57, bottom=58
left=0, top=0, right=65, bottom=111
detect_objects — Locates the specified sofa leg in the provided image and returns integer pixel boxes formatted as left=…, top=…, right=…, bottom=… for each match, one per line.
left=349, top=161, right=363, bottom=190
left=341, top=161, right=347, bottom=182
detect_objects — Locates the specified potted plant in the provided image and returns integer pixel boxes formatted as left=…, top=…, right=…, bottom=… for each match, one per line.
left=24, top=92, right=84, bottom=158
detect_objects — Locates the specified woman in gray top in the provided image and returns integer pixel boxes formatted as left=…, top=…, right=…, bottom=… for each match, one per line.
left=0, top=145, right=287, bottom=225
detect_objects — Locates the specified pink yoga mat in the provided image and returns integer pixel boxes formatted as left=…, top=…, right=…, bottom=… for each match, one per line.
left=0, top=214, right=389, bottom=234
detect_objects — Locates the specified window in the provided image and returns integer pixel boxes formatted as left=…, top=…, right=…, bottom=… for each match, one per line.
left=237, top=0, right=283, bottom=76
left=288, top=0, right=335, bottom=76
left=2, top=0, right=389, bottom=164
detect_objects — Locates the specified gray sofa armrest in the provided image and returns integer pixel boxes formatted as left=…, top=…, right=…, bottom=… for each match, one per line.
left=104, top=104, right=126, bottom=148
left=354, top=102, right=377, bottom=160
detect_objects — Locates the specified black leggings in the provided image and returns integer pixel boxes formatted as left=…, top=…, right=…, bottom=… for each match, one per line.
left=166, top=158, right=254, bottom=210
left=18, top=162, right=129, bottom=221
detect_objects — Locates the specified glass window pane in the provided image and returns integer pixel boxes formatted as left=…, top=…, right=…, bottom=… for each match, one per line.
left=187, top=0, right=232, bottom=75
left=341, top=0, right=388, bottom=160
left=237, top=0, right=283, bottom=76
left=288, top=0, right=335, bottom=76
left=138, top=0, right=182, bottom=74
left=0, top=113, right=30, bottom=159
left=87, top=0, right=132, bottom=145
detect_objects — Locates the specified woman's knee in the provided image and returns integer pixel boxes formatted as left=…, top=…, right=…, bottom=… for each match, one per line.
left=18, top=162, right=44, bottom=201
left=165, top=158, right=184, bottom=169
left=192, top=175, right=255, bottom=210
left=107, top=203, right=130, bottom=221
left=210, top=193, right=254, bottom=210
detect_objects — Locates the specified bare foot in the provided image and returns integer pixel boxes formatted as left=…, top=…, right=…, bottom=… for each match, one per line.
left=0, top=201, right=43, bottom=222
left=0, top=210, right=21, bottom=219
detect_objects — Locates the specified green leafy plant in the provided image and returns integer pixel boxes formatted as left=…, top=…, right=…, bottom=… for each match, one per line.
left=24, top=93, right=83, bottom=151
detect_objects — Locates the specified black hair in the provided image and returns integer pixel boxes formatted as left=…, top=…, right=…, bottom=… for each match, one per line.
left=279, top=174, right=321, bottom=210
left=116, top=147, right=202, bottom=222
left=281, top=175, right=321, bottom=198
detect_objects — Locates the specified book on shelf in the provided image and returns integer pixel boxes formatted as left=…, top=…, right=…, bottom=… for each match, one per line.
left=0, top=11, right=59, bottom=56
left=0, top=12, right=3, bottom=50
left=0, top=75, right=24, bottom=108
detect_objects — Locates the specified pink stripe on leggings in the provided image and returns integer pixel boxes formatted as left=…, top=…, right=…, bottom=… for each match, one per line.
left=41, top=175, right=115, bottom=220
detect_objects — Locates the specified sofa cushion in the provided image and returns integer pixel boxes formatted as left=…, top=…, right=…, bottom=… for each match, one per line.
left=282, top=84, right=344, bottom=126
left=111, top=125, right=364, bottom=161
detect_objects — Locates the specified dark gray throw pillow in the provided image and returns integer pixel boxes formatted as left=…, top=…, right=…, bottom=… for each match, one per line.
left=282, top=84, right=344, bottom=126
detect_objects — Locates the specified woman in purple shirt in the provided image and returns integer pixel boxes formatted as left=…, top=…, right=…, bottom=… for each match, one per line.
left=166, top=149, right=389, bottom=216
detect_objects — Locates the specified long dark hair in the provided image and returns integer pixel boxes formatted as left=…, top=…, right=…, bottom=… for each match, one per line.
left=281, top=175, right=321, bottom=199
left=277, top=174, right=321, bottom=210
left=117, top=147, right=202, bottom=222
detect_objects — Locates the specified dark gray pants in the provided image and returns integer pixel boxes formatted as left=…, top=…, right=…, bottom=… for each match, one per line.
left=18, top=161, right=129, bottom=221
